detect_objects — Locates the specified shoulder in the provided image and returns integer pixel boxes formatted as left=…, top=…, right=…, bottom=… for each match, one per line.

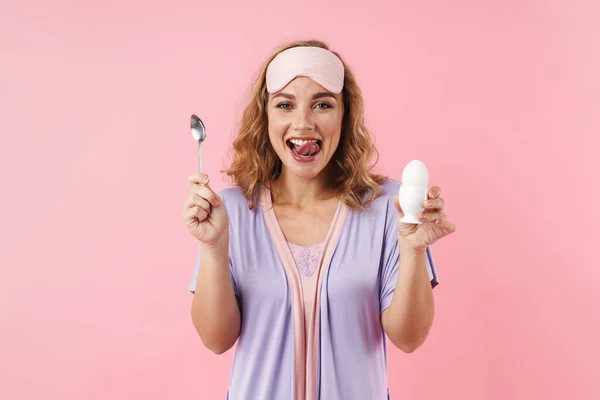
left=379, top=178, right=401, bottom=197
left=217, top=186, right=257, bottom=216
left=347, top=179, right=401, bottom=227
left=349, top=179, right=402, bottom=233
left=217, top=186, right=247, bottom=209
left=363, top=178, right=400, bottom=210
left=217, top=186, right=246, bottom=203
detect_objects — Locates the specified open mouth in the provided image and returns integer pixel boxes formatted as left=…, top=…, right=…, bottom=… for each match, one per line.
left=286, top=138, right=322, bottom=159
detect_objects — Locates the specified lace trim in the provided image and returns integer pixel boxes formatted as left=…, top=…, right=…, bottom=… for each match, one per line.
left=287, top=241, right=325, bottom=277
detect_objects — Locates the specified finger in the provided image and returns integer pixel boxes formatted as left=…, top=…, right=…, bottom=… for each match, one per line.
left=393, top=196, right=404, bottom=216
left=419, top=211, right=443, bottom=222
left=182, top=207, right=196, bottom=225
left=183, top=190, right=209, bottom=210
left=192, top=205, right=209, bottom=221
left=427, top=186, right=441, bottom=199
left=182, top=205, right=208, bottom=225
left=424, top=197, right=444, bottom=211
left=188, top=173, right=210, bottom=185
left=436, top=217, right=456, bottom=233
left=191, top=184, right=221, bottom=207
left=184, top=193, right=212, bottom=213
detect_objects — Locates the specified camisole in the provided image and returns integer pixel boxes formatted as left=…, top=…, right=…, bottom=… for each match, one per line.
left=287, top=241, right=325, bottom=400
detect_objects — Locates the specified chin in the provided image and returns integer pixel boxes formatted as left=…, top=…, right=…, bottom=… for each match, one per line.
left=280, top=158, right=331, bottom=182
left=291, top=167, right=322, bottom=181
left=279, top=158, right=317, bottom=178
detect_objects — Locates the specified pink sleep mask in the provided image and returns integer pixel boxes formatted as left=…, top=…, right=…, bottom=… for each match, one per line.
left=265, top=46, right=345, bottom=94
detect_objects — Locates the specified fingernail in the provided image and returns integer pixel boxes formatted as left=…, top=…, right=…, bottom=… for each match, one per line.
left=200, top=175, right=208, bottom=183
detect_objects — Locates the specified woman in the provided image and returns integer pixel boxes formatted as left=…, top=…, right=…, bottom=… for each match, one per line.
left=183, top=40, right=456, bottom=399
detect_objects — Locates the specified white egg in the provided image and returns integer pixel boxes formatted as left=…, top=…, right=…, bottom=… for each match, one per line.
left=401, top=160, right=429, bottom=186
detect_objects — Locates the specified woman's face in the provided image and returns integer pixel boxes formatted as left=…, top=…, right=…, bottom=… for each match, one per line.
left=267, top=77, right=343, bottom=182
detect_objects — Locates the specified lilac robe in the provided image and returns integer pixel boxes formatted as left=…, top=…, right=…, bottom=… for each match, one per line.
left=189, top=179, right=439, bottom=399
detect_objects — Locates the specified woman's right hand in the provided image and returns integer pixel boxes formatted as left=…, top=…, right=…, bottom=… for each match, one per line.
left=182, top=173, right=229, bottom=247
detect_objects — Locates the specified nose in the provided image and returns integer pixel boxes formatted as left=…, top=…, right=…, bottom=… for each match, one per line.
left=292, top=108, right=315, bottom=131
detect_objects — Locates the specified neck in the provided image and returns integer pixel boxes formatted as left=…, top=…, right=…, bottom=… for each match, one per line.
left=271, top=168, right=335, bottom=208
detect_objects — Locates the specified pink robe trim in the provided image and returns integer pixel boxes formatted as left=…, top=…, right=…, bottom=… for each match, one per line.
left=261, top=186, right=349, bottom=400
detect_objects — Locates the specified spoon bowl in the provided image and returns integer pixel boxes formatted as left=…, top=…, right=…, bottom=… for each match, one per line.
left=190, top=114, right=206, bottom=173
left=190, top=114, right=206, bottom=142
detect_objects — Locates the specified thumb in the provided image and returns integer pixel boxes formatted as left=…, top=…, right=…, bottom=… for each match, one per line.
left=393, top=196, right=404, bottom=217
left=200, top=173, right=210, bottom=185
left=199, top=174, right=215, bottom=192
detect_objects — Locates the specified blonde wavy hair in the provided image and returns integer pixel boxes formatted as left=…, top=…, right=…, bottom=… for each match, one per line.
left=223, top=39, right=387, bottom=210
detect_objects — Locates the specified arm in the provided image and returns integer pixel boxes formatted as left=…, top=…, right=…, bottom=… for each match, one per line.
left=381, top=238, right=435, bottom=353
left=191, top=239, right=241, bottom=354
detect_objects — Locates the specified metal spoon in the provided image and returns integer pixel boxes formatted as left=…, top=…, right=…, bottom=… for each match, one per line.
left=190, top=114, right=206, bottom=173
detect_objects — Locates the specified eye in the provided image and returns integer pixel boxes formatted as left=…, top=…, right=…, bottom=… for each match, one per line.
left=314, top=102, right=332, bottom=109
left=276, top=103, right=292, bottom=109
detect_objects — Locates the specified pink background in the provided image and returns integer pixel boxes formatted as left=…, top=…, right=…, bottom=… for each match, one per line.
left=1, top=0, right=598, bottom=399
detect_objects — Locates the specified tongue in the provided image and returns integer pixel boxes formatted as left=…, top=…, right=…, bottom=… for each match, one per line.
left=295, top=142, right=320, bottom=156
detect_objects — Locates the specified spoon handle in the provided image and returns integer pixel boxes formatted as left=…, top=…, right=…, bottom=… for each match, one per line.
left=198, top=141, right=203, bottom=173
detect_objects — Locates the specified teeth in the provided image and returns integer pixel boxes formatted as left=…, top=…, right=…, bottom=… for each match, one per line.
left=289, top=139, right=318, bottom=146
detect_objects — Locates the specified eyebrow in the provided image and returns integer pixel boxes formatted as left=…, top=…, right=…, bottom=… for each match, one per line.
left=272, top=92, right=336, bottom=101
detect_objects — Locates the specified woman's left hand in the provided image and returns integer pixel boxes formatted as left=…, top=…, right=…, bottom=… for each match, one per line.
left=393, top=186, right=456, bottom=251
